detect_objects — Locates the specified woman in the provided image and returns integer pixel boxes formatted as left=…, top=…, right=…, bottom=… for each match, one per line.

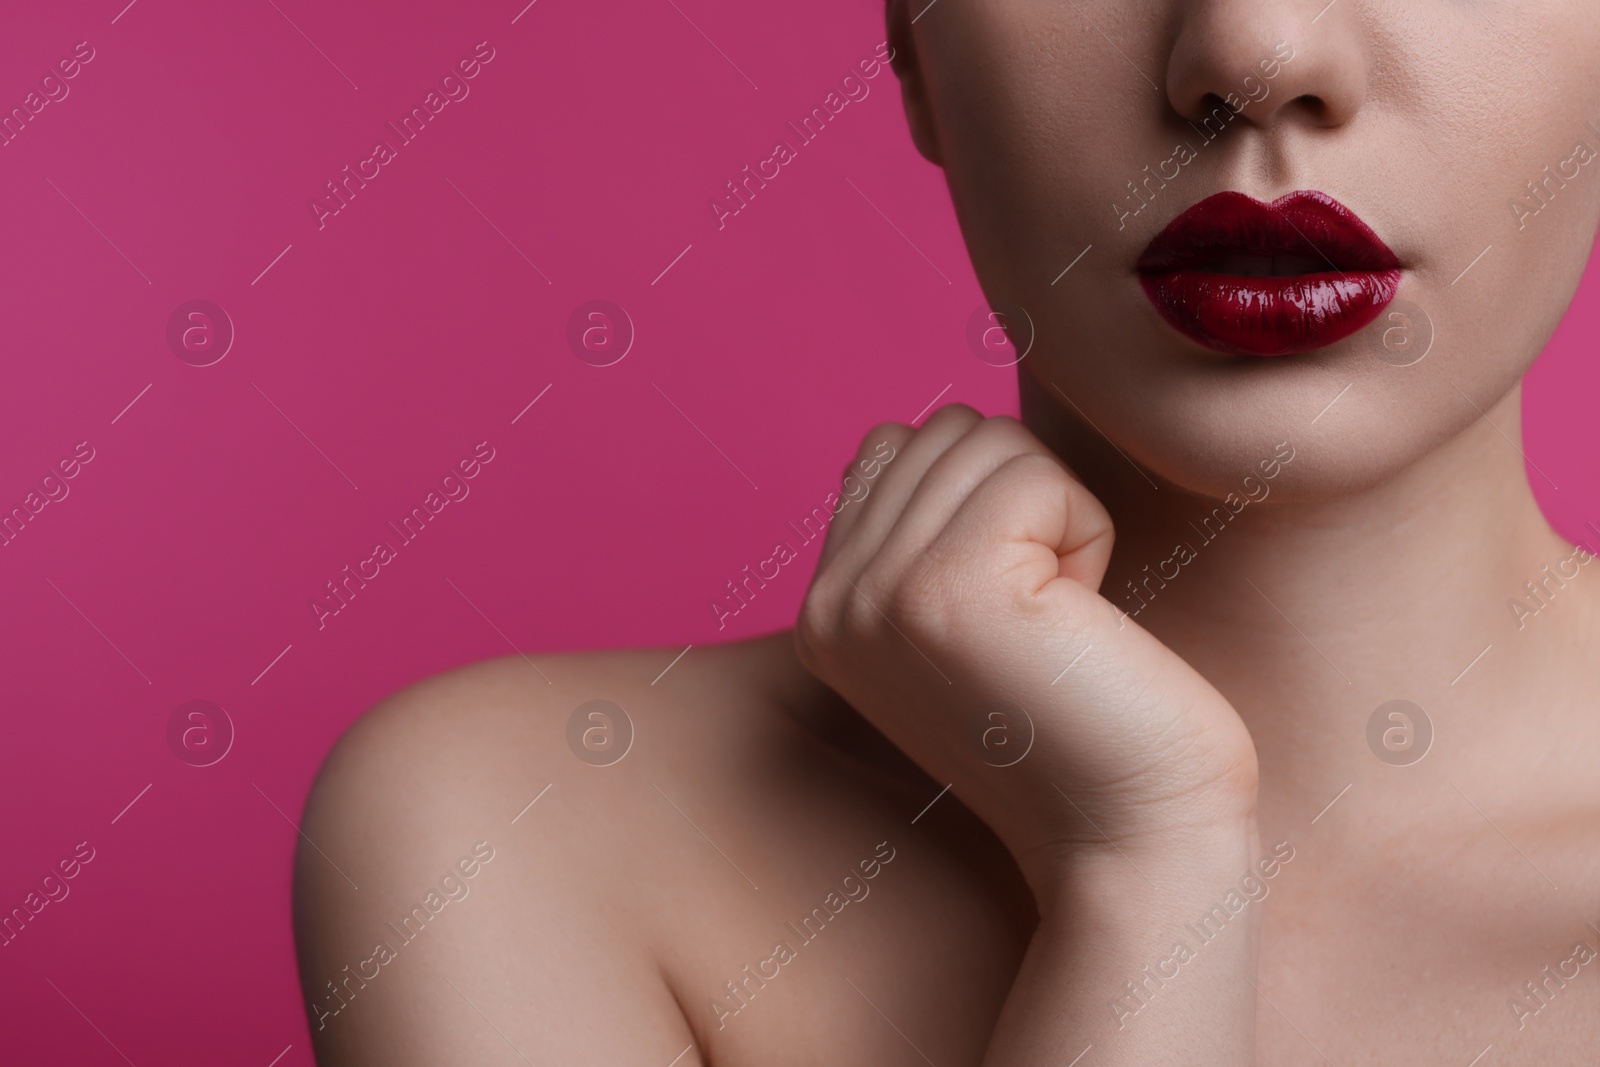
left=293, top=1, right=1600, bottom=1063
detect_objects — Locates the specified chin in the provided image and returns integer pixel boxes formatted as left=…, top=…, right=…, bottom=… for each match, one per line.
left=1022, top=285, right=1531, bottom=506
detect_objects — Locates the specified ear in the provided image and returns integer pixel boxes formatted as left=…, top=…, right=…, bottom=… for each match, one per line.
left=887, top=0, right=943, bottom=166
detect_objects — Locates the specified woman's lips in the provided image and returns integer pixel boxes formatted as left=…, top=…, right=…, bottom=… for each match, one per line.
left=1136, top=190, right=1402, bottom=357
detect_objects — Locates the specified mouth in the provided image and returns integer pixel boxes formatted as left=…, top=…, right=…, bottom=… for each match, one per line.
left=1136, top=190, right=1402, bottom=357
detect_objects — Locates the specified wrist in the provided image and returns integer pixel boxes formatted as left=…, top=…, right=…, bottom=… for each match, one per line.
left=1015, top=819, right=1274, bottom=1058
left=1015, top=731, right=1263, bottom=889
left=1020, top=813, right=1266, bottom=920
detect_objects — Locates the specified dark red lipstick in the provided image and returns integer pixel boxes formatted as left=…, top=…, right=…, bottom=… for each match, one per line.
left=1136, top=190, right=1401, bottom=357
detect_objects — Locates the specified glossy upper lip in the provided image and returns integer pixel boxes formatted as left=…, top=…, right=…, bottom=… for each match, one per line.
left=1136, top=190, right=1400, bottom=275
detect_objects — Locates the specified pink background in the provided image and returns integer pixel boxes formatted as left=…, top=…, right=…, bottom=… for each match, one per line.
left=0, top=1, right=1594, bottom=1063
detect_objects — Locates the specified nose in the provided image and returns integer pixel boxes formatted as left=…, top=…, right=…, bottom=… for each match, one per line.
left=1164, top=1, right=1367, bottom=131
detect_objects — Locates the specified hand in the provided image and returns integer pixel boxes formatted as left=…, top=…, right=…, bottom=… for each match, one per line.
left=794, top=405, right=1259, bottom=893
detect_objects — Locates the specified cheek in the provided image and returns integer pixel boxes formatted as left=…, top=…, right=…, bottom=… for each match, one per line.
left=925, top=9, right=1139, bottom=289
left=1398, top=16, right=1600, bottom=393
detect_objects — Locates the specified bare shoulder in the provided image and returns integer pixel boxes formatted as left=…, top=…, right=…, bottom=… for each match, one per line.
left=296, top=633, right=845, bottom=865
left=290, top=632, right=897, bottom=1065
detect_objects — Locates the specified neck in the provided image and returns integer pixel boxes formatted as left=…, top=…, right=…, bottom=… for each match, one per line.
left=1018, top=370, right=1595, bottom=829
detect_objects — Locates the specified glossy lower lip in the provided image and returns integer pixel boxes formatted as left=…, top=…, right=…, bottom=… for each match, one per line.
left=1136, top=190, right=1402, bottom=357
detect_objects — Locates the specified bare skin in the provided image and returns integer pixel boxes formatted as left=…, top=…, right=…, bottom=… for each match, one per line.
left=295, top=1, right=1600, bottom=1063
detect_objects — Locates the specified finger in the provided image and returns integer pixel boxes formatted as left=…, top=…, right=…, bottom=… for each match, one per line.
left=813, top=421, right=915, bottom=573
left=926, top=450, right=1116, bottom=595
left=866, top=416, right=1066, bottom=583
left=820, top=404, right=985, bottom=581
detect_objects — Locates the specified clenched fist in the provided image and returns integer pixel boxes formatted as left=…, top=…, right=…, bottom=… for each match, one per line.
left=794, top=405, right=1259, bottom=895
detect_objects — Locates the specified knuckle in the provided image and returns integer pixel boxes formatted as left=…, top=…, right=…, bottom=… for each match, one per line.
left=1006, top=445, right=1060, bottom=471
left=795, top=578, right=841, bottom=667
left=999, top=449, right=1069, bottom=488
left=978, top=412, right=1025, bottom=434
left=861, top=421, right=911, bottom=455
left=920, top=403, right=983, bottom=434
left=838, top=573, right=884, bottom=641
left=792, top=606, right=826, bottom=673
left=958, top=417, right=1039, bottom=461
